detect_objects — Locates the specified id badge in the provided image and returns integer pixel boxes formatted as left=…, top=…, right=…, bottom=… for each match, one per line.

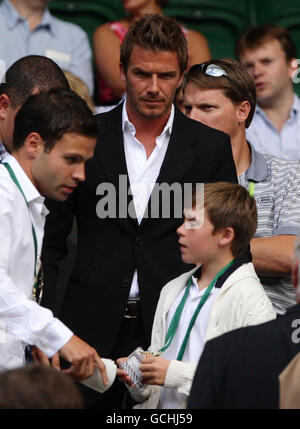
left=120, top=347, right=149, bottom=392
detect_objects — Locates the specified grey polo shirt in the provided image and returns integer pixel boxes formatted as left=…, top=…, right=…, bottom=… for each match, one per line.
left=239, top=143, right=300, bottom=314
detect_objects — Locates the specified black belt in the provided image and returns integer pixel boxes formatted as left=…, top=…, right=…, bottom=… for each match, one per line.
left=124, top=301, right=140, bottom=319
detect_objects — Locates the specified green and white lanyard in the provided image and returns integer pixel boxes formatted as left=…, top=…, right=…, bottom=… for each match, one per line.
left=248, top=179, right=255, bottom=197
left=2, top=162, right=40, bottom=303
left=159, top=258, right=236, bottom=361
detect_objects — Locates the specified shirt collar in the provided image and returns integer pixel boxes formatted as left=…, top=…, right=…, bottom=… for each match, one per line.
left=243, top=142, right=269, bottom=182
left=3, top=0, right=52, bottom=32
left=290, top=94, right=300, bottom=120
left=255, top=93, right=300, bottom=122
left=122, top=101, right=174, bottom=148
left=3, top=154, right=48, bottom=215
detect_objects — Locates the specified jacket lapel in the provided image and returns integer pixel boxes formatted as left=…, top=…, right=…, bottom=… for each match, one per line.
left=94, top=103, right=138, bottom=227
left=155, top=108, right=201, bottom=185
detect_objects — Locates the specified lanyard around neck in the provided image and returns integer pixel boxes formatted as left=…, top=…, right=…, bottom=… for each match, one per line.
left=2, top=163, right=38, bottom=293
left=248, top=179, right=255, bottom=197
left=160, top=259, right=236, bottom=361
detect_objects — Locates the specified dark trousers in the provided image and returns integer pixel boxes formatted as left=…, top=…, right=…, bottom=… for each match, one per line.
left=78, top=314, right=148, bottom=409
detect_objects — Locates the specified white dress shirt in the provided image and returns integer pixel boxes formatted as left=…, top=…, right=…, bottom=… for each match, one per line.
left=122, top=102, right=174, bottom=300
left=0, top=154, right=72, bottom=370
left=158, top=276, right=220, bottom=409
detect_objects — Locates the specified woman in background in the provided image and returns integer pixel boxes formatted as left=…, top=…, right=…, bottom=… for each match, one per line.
left=93, top=0, right=211, bottom=105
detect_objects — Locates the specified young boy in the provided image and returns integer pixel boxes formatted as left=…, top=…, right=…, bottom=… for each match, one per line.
left=118, top=182, right=276, bottom=408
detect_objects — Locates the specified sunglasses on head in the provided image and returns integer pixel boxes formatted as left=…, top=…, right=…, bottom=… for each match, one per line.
left=189, top=63, right=234, bottom=85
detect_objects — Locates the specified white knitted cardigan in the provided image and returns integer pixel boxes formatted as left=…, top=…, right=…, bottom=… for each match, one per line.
left=128, top=262, right=276, bottom=409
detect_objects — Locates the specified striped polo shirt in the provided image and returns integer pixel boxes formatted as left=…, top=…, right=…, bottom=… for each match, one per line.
left=239, top=143, right=300, bottom=314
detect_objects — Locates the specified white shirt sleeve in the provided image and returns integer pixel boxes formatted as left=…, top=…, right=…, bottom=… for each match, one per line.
left=0, top=177, right=73, bottom=358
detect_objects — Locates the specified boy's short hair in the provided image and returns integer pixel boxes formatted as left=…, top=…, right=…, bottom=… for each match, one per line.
left=120, top=14, right=188, bottom=75
left=236, top=23, right=297, bottom=62
left=183, top=58, right=256, bottom=128
left=13, top=87, right=97, bottom=152
left=192, top=182, right=257, bottom=258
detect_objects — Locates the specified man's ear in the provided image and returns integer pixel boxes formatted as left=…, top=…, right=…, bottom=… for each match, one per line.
left=119, top=63, right=127, bottom=86
left=23, top=132, right=45, bottom=159
left=0, top=94, right=10, bottom=119
left=237, top=101, right=251, bottom=126
left=177, top=74, right=184, bottom=90
left=219, top=226, right=235, bottom=247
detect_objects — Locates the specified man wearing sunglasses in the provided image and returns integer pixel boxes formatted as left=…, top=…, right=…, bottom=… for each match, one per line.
left=182, top=58, right=300, bottom=316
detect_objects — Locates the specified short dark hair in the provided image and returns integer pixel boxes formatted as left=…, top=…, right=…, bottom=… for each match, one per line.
left=0, top=55, right=70, bottom=108
left=120, top=14, right=188, bottom=75
left=236, top=23, right=297, bottom=62
left=183, top=58, right=256, bottom=128
left=191, top=182, right=257, bottom=258
left=0, top=364, right=83, bottom=409
left=13, top=87, right=97, bottom=151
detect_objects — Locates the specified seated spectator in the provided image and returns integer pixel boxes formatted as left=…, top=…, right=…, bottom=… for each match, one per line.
left=0, top=364, right=83, bottom=409
left=236, top=24, right=300, bottom=161
left=182, top=58, right=300, bottom=315
left=92, top=0, right=210, bottom=106
left=279, top=352, right=300, bottom=409
left=0, top=55, right=70, bottom=161
left=117, top=182, right=276, bottom=409
left=0, top=0, right=93, bottom=95
left=188, top=237, right=300, bottom=409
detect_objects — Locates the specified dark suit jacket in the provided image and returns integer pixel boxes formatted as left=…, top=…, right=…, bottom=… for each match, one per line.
left=41, top=104, right=237, bottom=357
left=188, top=304, right=300, bottom=409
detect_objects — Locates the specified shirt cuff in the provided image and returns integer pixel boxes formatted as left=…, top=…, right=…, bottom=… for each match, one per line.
left=275, top=226, right=300, bottom=236
left=164, top=360, right=197, bottom=391
left=35, top=317, right=73, bottom=358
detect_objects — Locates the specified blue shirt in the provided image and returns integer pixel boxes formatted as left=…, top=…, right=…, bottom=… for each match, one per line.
left=246, top=94, right=300, bottom=161
left=0, top=0, right=93, bottom=94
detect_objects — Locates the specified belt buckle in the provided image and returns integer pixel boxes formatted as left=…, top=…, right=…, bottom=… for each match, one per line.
left=124, top=300, right=139, bottom=319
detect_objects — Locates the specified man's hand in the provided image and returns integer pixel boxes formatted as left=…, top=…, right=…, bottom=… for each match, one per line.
left=59, top=334, right=108, bottom=384
left=32, top=347, right=61, bottom=370
left=139, top=356, right=170, bottom=386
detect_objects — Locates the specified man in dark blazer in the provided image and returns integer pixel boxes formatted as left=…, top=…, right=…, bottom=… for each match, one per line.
left=188, top=238, right=300, bottom=409
left=41, top=15, right=237, bottom=408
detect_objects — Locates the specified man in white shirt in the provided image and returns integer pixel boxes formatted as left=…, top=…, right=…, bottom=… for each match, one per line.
left=236, top=23, right=300, bottom=161
left=0, top=54, right=70, bottom=161
left=0, top=86, right=107, bottom=384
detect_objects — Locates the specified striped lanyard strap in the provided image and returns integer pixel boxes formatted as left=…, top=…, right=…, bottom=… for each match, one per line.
left=159, top=259, right=236, bottom=361
left=2, top=163, right=40, bottom=302
left=248, top=179, right=255, bottom=197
